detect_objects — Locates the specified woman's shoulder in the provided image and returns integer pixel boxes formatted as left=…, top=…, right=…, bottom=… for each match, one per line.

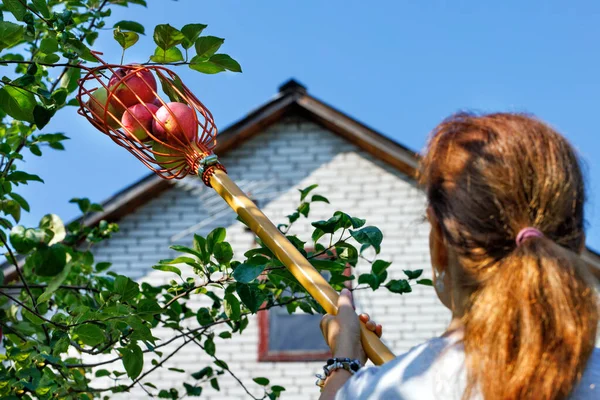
left=336, top=335, right=467, bottom=400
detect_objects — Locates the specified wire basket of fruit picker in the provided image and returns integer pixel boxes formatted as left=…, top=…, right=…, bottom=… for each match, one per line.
left=77, top=53, right=218, bottom=179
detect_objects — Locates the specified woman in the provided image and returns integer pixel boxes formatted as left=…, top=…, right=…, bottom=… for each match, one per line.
left=319, top=113, right=600, bottom=399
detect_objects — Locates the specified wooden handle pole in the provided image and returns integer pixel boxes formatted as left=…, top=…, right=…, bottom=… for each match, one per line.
left=209, top=169, right=395, bottom=365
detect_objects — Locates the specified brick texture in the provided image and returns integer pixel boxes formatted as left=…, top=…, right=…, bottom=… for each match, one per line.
left=90, top=116, right=450, bottom=399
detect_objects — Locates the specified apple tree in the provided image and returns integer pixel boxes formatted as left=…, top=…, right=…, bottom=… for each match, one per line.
left=0, top=0, right=430, bottom=398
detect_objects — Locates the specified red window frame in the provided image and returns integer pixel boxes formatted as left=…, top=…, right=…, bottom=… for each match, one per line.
left=258, top=249, right=351, bottom=362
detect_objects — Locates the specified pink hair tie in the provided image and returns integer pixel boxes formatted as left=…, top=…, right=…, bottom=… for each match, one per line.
left=516, top=227, right=544, bottom=246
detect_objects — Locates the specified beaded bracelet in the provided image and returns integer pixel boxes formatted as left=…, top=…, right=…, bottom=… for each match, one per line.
left=315, top=358, right=362, bottom=388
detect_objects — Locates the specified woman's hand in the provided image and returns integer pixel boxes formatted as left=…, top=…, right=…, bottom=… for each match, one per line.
left=320, top=288, right=383, bottom=365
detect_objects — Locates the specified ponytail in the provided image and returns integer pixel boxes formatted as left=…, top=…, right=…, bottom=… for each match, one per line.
left=462, top=237, right=598, bottom=400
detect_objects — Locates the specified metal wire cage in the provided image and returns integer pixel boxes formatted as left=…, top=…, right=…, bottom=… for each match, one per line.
left=76, top=53, right=218, bottom=179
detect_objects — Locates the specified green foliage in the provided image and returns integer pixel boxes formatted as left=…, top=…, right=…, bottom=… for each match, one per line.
left=0, top=2, right=425, bottom=398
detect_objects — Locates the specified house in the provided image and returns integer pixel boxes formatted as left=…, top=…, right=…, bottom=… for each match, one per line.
left=18, top=80, right=600, bottom=399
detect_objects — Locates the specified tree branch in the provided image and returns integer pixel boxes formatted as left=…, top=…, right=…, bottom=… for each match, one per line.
left=0, top=284, right=100, bottom=293
left=0, top=233, right=52, bottom=343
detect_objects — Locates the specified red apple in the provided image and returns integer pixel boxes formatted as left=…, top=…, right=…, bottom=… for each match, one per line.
left=87, top=86, right=125, bottom=129
left=152, top=102, right=198, bottom=142
left=121, top=103, right=159, bottom=141
left=152, top=141, right=185, bottom=171
left=108, top=66, right=157, bottom=107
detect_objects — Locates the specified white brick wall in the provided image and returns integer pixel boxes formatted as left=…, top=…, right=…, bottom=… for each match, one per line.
left=90, top=117, right=450, bottom=399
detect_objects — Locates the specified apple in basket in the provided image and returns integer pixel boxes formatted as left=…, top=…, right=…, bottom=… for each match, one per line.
left=121, top=103, right=159, bottom=141
left=87, top=86, right=125, bottom=129
left=152, top=141, right=186, bottom=171
left=152, top=102, right=198, bottom=141
left=108, top=66, right=157, bottom=107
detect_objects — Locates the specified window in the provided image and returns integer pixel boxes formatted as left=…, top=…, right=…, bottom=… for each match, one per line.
left=258, top=250, right=351, bottom=362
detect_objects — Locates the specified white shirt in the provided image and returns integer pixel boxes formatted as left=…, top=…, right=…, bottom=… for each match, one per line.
left=335, top=335, right=600, bottom=399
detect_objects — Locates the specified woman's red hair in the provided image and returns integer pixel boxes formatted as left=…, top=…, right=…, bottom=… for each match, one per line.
left=419, top=113, right=598, bottom=399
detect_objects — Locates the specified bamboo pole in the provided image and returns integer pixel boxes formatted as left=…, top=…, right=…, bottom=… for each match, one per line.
left=209, top=168, right=395, bottom=365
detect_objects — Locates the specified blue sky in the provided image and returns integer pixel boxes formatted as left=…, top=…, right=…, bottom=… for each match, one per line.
left=17, top=0, right=600, bottom=252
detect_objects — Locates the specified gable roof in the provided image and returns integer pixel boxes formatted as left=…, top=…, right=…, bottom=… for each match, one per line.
left=3, top=79, right=599, bottom=281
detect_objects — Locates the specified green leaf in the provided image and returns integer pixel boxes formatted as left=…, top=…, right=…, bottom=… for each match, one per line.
left=29, top=144, right=42, bottom=156
left=191, top=366, right=213, bottom=380
left=73, top=324, right=104, bottom=346
left=149, top=46, right=184, bottom=63
left=157, top=73, right=186, bottom=103
left=372, top=260, right=392, bottom=276
left=34, top=244, right=67, bottom=276
left=85, top=31, right=99, bottom=46
left=416, top=278, right=433, bottom=286
left=152, top=264, right=182, bottom=276
left=206, top=227, right=226, bottom=254
left=95, top=369, right=110, bottom=378
left=358, top=273, right=380, bottom=290
left=114, top=275, right=140, bottom=302
left=350, top=226, right=383, bottom=254
left=208, top=54, right=242, bottom=73
left=122, top=344, right=143, bottom=379
left=153, top=24, right=185, bottom=49
left=37, top=262, right=72, bottom=304
left=404, top=269, right=423, bottom=280
left=170, top=244, right=204, bottom=259
left=6, top=171, right=43, bottom=183
left=189, top=56, right=225, bottom=74
left=113, top=29, right=139, bottom=50
left=0, top=86, right=36, bottom=123
left=22, top=308, right=44, bottom=325
left=1, top=199, right=20, bottom=222
left=210, top=377, right=220, bottom=391
left=214, top=242, right=233, bottom=264
left=0, top=21, right=25, bottom=50
left=181, top=23, right=207, bottom=49
left=336, top=242, right=358, bottom=266
left=298, top=202, right=310, bottom=217
left=95, top=262, right=112, bottom=272
left=219, top=331, right=232, bottom=339
left=196, top=307, right=213, bottom=326
left=224, top=293, right=240, bottom=320
left=113, top=20, right=145, bottom=34
left=39, top=214, right=65, bottom=245
left=64, top=38, right=96, bottom=62
left=50, top=89, right=68, bottom=107
left=33, top=105, right=55, bottom=129
left=236, top=283, right=265, bottom=313
left=253, top=377, right=270, bottom=386
left=60, top=67, right=80, bottom=92
left=3, top=0, right=26, bottom=21
left=39, top=37, right=59, bottom=54
left=386, top=279, right=412, bottom=294
left=194, top=36, right=224, bottom=58
left=184, top=383, right=202, bottom=396
left=272, top=385, right=286, bottom=394
left=311, top=194, right=330, bottom=203
left=31, top=0, right=50, bottom=18
left=40, top=53, right=60, bottom=64
left=311, top=228, right=325, bottom=243
left=10, top=226, right=43, bottom=253
left=204, top=337, right=215, bottom=356
left=69, top=198, right=90, bottom=213
left=232, top=263, right=265, bottom=283
left=299, top=184, right=318, bottom=201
